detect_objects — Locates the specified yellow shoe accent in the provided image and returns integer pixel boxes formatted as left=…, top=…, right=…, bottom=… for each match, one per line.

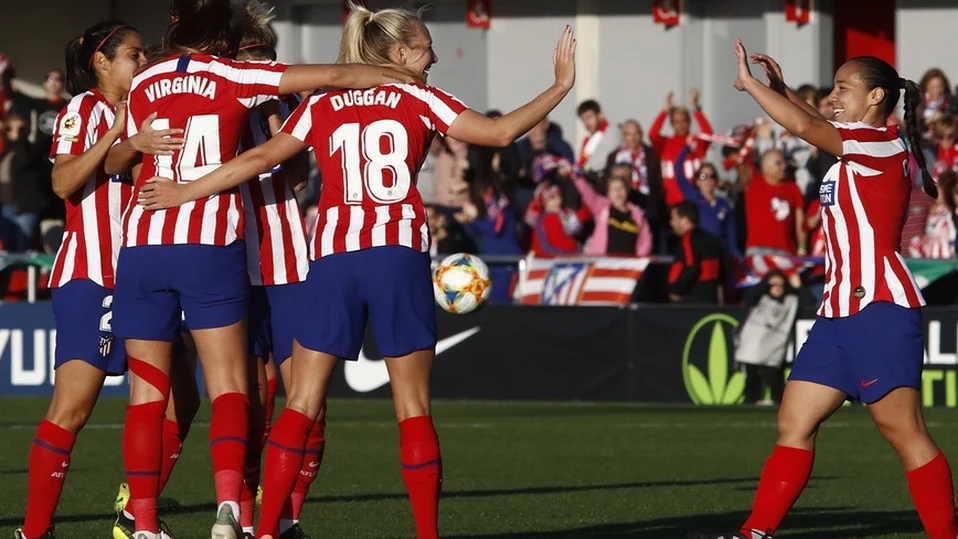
left=114, top=482, right=131, bottom=513
left=256, top=485, right=263, bottom=505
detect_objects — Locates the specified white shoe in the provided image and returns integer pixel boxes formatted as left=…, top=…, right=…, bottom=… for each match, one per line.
left=210, top=504, right=241, bottom=539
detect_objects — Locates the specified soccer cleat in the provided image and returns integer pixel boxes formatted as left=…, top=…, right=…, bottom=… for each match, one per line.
left=113, top=511, right=177, bottom=539
left=687, top=532, right=773, bottom=539
left=210, top=504, right=242, bottom=539
left=115, top=483, right=181, bottom=514
left=255, top=485, right=262, bottom=505
left=278, top=523, right=311, bottom=539
left=15, top=527, right=59, bottom=539
left=242, top=534, right=255, bottom=539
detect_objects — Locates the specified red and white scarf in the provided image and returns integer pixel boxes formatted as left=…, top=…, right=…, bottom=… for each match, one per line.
left=612, top=144, right=649, bottom=194
left=577, top=120, right=609, bottom=168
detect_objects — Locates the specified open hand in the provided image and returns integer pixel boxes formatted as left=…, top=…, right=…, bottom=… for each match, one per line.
left=553, top=25, right=577, bottom=91
left=690, top=88, right=701, bottom=109
left=664, top=91, right=675, bottom=112
left=733, top=38, right=755, bottom=92
left=109, top=101, right=127, bottom=137
left=131, top=113, right=185, bottom=156
left=749, top=52, right=786, bottom=94
left=137, top=177, right=189, bottom=210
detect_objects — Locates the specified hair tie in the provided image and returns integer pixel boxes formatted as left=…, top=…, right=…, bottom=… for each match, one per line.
left=238, top=43, right=269, bottom=52
left=89, top=25, right=129, bottom=68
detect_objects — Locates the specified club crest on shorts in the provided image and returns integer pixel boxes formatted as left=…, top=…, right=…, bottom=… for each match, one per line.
left=98, top=335, right=113, bottom=357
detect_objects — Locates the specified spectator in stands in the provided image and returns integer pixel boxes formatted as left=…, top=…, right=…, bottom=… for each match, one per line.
left=0, top=113, right=43, bottom=251
left=744, top=150, right=806, bottom=260
left=571, top=165, right=652, bottom=256
left=434, top=135, right=471, bottom=208
left=454, top=177, right=522, bottom=303
left=734, top=270, right=798, bottom=406
left=514, top=117, right=574, bottom=221
left=529, top=183, right=583, bottom=257
left=667, top=201, right=722, bottom=304
left=605, top=119, right=664, bottom=220
left=934, top=115, right=958, bottom=170
left=417, top=136, right=443, bottom=204
left=649, top=89, right=714, bottom=206
left=0, top=55, right=13, bottom=155
left=920, top=68, right=952, bottom=165
left=427, top=204, right=476, bottom=256
left=575, top=99, right=617, bottom=174
left=468, top=110, right=521, bottom=200
left=917, top=169, right=957, bottom=259
left=675, top=137, right=738, bottom=258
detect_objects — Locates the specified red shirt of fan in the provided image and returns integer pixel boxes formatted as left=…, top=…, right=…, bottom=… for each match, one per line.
left=123, top=54, right=287, bottom=247
left=281, top=83, right=468, bottom=258
left=745, top=176, right=804, bottom=253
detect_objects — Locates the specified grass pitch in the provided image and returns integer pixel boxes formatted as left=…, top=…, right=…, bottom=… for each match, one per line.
left=0, top=398, right=952, bottom=538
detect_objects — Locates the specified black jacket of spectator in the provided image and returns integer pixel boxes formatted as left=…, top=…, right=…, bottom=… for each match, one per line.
left=2, top=136, right=47, bottom=214
left=669, top=228, right=723, bottom=304
left=604, top=143, right=665, bottom=228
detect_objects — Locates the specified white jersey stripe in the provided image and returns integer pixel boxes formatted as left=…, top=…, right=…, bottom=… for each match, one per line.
left=80, top=178, right=102, bottom=285
left=398, top=204, right=415, bottom=248
left=345, top=206, right=364, bottom=252
left=831, top=164, right=852, bottom=316
left=883, top=256, right=907, bottom=304
left=147, top=207, right=165, bottom=244
left=59, top=232, right=77, bottom=285
left=846, top=172, right=875, bottom=306
left=372, top=206, right=390, bottom=248
left=395, top=84, right=459, bottom=129
left=320, top=206, right=338, bottom=257
left=842, top=139, right=906, bottom=159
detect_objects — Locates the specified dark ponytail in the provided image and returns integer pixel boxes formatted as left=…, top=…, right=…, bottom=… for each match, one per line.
left=901, top=77, right=938, bottom=199
left=164, top=0, right=236, bottom=58
left=65, top=20, right=137, bottom=95
left=851, top=56, right=937, bottom=199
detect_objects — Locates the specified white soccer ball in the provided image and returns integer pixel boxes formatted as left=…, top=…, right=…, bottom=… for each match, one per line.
left=432, top=253, right=492, bottom=314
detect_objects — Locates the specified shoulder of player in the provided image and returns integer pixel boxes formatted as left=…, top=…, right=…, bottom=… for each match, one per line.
left=130, top=56, right=183, bottom=92
left=54, top=92, right=103, bottom=135
left=829, top=120, right=900, bottom=142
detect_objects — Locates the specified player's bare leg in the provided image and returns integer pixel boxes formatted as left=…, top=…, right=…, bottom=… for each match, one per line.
left=386, top=349, right=439, bottom=539
left=124, top=340, right=175, bottom=539
left=689, top=381, right=846, bottom=539
left=191, top=321, right=251, bottom=539
left=19, top=361, right=107, bottom=539
left=275, top=358, right=325, bottom=539
left=869, top=387, right=957, bottom=539
left=256, top=342, right=334, bottom=539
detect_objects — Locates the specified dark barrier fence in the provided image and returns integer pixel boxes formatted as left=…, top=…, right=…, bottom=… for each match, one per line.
left=4, top=302, right=958, bottom=406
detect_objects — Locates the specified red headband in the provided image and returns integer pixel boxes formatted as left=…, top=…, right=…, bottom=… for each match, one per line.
left=238, top=43, right=270, bottom=52
left=89, top=25, right=129, bottom=68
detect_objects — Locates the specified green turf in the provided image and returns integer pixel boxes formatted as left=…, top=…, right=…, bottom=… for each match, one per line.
left=0, top=397, right=952, bottom=538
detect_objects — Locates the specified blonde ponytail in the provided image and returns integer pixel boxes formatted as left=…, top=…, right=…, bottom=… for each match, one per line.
left=337, top=0, right=423, bottom=74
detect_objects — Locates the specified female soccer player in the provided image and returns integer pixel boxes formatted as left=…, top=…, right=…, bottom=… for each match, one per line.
left=107, top=1, right=413, bottom=538
left=229, top=4, right=322, bottom=539
left=138, top=4, right=576, bottom=537
left=14, top=21, right=196, bottom=539
left=688, top=40, right=955, bottom=539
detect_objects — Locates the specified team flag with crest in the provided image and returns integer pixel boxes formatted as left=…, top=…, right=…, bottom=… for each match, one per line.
left=517, top=255, right=650, bottom=305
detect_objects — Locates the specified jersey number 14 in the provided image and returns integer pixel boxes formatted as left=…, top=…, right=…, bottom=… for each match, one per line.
left=331, top=119, right=411, bottom=205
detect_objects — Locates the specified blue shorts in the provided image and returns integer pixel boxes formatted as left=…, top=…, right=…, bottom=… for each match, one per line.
left=51, top=280, right=127, bottom=376
left=296, top=246, right=436, bottom=360
left=249, top=282, right=304, bottom=365
left=789, top=302, right=924, bottom=403
left=113, top=243, right=248, bottom=342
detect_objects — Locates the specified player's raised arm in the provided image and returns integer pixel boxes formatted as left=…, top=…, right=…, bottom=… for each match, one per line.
left=445, top=26, right=576, bottom=148
left=733, top=38, right=842, bottom=158
left=137, top=132, right=306, bottom=210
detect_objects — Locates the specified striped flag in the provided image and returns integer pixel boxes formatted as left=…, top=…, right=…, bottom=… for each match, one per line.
left=517, top=255, right=650, bottom=305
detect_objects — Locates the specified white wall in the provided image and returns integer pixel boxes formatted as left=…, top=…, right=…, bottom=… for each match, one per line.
left=897, top=0, right=958, bottom=85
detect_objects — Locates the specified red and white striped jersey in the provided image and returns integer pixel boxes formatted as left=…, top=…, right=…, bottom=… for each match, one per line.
left=123, top=54, right=287, bottom=247
left=817, top=121, right=925, bottom=318
left=48, top=89, right=133, bottom=289
left=281, top=83, right=468, bottom=258
left=239, top=96, right=309, bottom=285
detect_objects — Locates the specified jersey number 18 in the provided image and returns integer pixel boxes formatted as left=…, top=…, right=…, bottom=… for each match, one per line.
left=331, top=119, right=411, bottom=205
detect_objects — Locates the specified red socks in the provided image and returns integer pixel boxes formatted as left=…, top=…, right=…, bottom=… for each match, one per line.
left=210, top=393, right=249, bottom=509
left=399, top=416, right=442, bottom=539
left=241, top=401, right=268, bottom=530
left=22, top=420, right=77, bottom=539
left=124, top=418, right=189, bottom=518
left=907, top=452, right=958, bottom=539
left=256, top=409, right=313, bottom=539
left=124, top=401, right=167, bottom=534
left=281, top=419, right=326, bottom=524
left=741, top=445, right=814, bottom=537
